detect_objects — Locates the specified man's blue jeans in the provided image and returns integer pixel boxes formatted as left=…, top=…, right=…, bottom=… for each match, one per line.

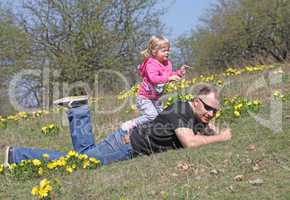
left=12, top=105, right=133, bottom=165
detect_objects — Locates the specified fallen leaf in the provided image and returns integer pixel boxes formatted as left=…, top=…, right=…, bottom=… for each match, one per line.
left=176, top=162, right=190, bottom=172
left=210, top=169, right=219, bottom=175
left=249, top=178, right=264, bottom=186
left=246, top=144, right=256, bottom=151
left=252, top=164, right=260, bottom=171
left=227, top=185, right=235, bottom=193
left=234, top=174, right=244, bottom=182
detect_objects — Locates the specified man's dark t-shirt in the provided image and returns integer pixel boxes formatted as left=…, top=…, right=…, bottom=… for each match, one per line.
left=130, top=101, right=215, bottom=156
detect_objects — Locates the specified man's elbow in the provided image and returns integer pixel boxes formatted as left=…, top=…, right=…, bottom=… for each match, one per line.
left=184, top=141, right=204, bottom=149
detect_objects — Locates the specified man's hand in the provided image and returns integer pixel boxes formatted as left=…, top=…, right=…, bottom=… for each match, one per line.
left=169, top=75, right=181, bottom=81
left=175, top=127, right=232, bottom=149
left=219, top=128, right=232, bottom=141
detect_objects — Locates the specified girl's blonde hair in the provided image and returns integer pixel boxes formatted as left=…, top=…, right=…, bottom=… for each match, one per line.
left=141, top=35, right=170, bottom=59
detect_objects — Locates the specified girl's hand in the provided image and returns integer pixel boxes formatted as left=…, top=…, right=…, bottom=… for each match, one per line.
left=169, top=75, right=181, bottom=81
left=180, top=65, right=191, bottom=76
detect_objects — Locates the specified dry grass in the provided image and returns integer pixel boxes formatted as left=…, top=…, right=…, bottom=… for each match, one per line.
left=0, top=64, right=289, bottom=199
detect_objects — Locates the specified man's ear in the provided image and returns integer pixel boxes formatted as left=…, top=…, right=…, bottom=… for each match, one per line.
left=191, top=99, right=198, bottom=108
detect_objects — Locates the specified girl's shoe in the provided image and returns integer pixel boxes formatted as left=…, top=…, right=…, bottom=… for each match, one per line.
left=121, top=120, right=136, bottom=132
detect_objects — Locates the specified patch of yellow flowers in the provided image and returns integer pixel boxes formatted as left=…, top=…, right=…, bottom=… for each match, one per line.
left=117, top=64, right=275, bottom=101
left=31, top=178, right=52, bottom=199
left=223, top=65, right=271, bottom=77
left=0, top=116, right=7, bottom=128
left=163, top=94, right=194, bottom=109
left=117, top=84, right=139, bottom=100
left=0, top=110, right=50, bottom=129
left=41, top=124, right=59, bottom=135
left=216, top=96, right=261, bottom=121
left=1, top=150, right=101, bottom=180
left=273, top=90, right=288, bottom=101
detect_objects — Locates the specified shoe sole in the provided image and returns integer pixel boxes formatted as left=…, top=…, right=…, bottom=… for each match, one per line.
left=53, top=96, right=89, bottom=106
left=3, top=146, right=10, bottom=168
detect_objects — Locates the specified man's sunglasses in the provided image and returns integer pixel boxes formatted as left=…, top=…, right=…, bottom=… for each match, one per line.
left=198, top=98, right=218, bottom=113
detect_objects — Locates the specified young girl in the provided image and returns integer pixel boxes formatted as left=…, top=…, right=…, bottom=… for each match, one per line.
left=121, top=35, right=188, bottom=131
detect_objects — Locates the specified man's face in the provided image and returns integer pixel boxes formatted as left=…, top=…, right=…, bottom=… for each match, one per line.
left=193, top=92, right=219, bottom=123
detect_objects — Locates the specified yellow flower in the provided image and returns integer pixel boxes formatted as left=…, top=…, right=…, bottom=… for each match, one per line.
left=41, top=126, right=48, bottom=134
left=0, top=164, right=4, bottom=173
left=89, top=157, right=100, bottom=164
left=83, top=160, right=90, bottom=169
left=67, top=150, right=78, bottom=157
left=66, top=166, right=73, bottom=174
left=234, top=103, right=243, bottom=110
left=9, top=163, right=17, bottom=170
left=55, top=159, right=66, bottom=167
left=47, top=162, right=57, bottom=169
left=38, top=167, right=44, bottom=176
left=253, top=100, right=260, bottom=105
left=234, top=110, right=241, bottom=117
left=18, top=112, right=28, bottom=119
left=215, top=111, right=221, bottom=119
left=31, top=178, right=52, bottom=198
left=48, top=124, right=55, bottom=129
left=38, top=185, right=52, bottom=198
left=39, top=179, right=50, bottom=188
left=130, top=104, right=137, bottom=111
left=246, top=102, right=252, bottom=106
left=31, top=187, right=39, bottom=196
left=42, top=153, right=50, bottom=159
left=217, top=80, right=223, bottom=86
left=273, top=90, right=280, bottom=97
left=32, top=159, right=42, bottom=166
left=78, top=154, right=88, bottom=160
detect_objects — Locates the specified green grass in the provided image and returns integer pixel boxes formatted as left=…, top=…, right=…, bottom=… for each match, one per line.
left=0, top=65, right=290, bottom=200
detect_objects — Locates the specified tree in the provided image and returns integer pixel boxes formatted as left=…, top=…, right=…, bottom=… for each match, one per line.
left=176, top=0, right=290, bottom=71
left=0, top=5, right=32, bottom=114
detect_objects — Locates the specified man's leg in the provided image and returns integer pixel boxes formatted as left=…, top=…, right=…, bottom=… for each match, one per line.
left=66, top=105, right=96, bottom=153
left=11, top=147, right=66, bottom=164
left=10, top=130, right=133, bottom=165
left=83, top=129, right=133, bottom=165
left=7, top=104, right=95, bottom=164
left=67, top=105, right=133, bottom=165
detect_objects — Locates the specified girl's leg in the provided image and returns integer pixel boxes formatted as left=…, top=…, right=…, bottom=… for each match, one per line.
left=12, top=147, right=66, bottom=164
left=121, top=97, right=158, bottom=131
left=152, top=99, right=163, bottom=114
left=134, top=96, right=159, bottom=124
left=66, top=105, right=96, bottom=153
left=136, top=97, right=160, bottom=122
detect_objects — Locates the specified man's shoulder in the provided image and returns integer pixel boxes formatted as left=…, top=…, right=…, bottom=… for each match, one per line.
left=166, top=101, right=192, bottom=114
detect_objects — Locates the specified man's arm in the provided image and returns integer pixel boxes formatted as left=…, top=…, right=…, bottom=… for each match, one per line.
left=175, top=127, right=232, bottom=149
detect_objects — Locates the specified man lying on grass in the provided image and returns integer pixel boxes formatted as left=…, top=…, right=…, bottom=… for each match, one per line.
left=4, top=85, right=232, bottom=166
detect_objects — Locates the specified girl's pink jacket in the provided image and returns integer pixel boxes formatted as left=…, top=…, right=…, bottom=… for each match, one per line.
left=138, top=57, right=183, bottom=100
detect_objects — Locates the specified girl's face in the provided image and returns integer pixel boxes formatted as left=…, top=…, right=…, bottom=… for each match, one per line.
left=153, top=43, right=170, bottom=63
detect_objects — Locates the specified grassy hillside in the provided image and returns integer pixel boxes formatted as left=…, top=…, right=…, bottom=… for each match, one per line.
left=0, top=64, right=290, bottom=200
